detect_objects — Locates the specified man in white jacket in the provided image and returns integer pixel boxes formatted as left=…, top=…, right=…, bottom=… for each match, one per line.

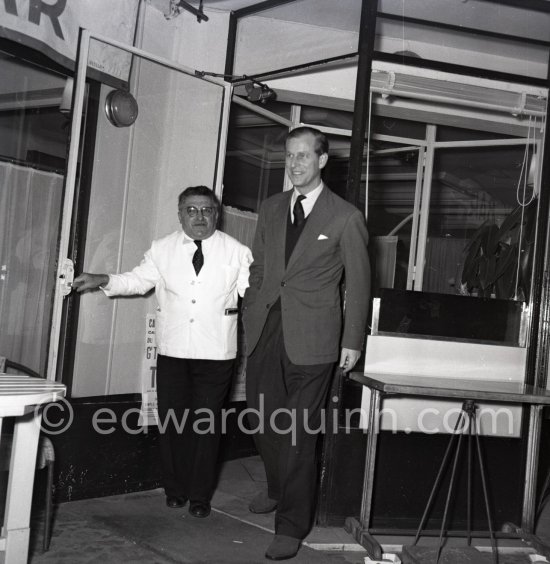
left=73, top=186, right=252, bottom=519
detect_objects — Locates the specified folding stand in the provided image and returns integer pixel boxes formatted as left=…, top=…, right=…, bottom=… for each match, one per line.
left=412, top=400, right=498, bottom=564
left=346, top=372, right=550, bottom=564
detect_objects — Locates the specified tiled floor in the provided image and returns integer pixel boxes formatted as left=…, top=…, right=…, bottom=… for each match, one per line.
left=25, top=456, right=550, bottom=563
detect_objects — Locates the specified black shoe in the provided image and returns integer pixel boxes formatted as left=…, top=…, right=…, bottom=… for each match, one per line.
left=249, top=491, right=278, bottom=514
left=265, top=535, right=301, bottom=560
left=166, top=495, right=187, bottom=509
left=189, top=501, right=211, bottom=518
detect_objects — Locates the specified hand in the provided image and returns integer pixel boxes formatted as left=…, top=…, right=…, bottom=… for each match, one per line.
left=339, top=348, right=361, bottom=373
left=72, top=273, right=109, bottom=293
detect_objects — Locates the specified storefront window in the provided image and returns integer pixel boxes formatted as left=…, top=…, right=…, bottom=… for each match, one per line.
left=0, top=51, right=70, bottom=376
left=222, top=67, right=547, bottom=304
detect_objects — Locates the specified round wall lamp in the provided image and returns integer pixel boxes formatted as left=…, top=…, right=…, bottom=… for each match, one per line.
left=105, top=89, right=139, bottom=127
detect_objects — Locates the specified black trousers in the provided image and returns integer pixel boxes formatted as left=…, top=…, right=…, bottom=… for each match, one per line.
left=156, top=354, right=234, bottom=503
left=246, top=309, right=334, bottom=539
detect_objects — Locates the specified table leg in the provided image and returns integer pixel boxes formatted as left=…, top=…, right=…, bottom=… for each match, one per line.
left=349, top=389, right=383, bottom=559
left=2, top=410, right=42, bottom=564
left=522, top=404, right=543, bottom=532
left=361, top=388, right=381, bottom=529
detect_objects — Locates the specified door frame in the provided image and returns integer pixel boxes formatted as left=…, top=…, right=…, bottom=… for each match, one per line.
left=47, top=28, right=232, bottom=381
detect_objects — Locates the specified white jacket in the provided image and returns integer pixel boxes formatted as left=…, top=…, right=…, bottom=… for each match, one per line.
left=103, top=230, right=252, bottom=360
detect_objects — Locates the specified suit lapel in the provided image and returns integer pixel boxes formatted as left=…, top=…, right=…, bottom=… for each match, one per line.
left=286, top=187, right=332, bottom=273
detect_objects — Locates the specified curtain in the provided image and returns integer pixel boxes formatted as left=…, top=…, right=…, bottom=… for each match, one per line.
left=221, top=205, right=258, bottom=249
left=219, top=205, right=258, bottom=401
left=0, top=162, right=63, bottom=375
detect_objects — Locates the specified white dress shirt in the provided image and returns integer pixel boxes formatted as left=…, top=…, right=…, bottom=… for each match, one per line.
left=290, top=182, right=324, bottom=223
left=103, top=230, right=252, bottom=360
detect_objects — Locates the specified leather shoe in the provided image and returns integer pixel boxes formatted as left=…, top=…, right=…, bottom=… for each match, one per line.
left=165, top=496, right=187, bottom=509
left=265, top=535, right=301, bottom=560
left=249, top=491, right=278, bottom=514
left=189, top=501, right=211, bottom=518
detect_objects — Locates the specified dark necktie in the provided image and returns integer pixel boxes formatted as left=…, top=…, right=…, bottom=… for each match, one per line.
left=293, top=195, right=306, bottom=228
left=192, top=240, right=204, bottom=275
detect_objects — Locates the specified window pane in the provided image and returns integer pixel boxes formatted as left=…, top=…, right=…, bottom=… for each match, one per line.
left=367, top=144, right=420, bottom=293
left=222, top=103, right=287, bottom=212
left=424, top=130, right=538, bottom=300
left=0, top=52, right=69, bottom=376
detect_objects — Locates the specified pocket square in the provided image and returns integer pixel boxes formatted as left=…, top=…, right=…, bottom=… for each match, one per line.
left=318, top=234, right=328, bottom=240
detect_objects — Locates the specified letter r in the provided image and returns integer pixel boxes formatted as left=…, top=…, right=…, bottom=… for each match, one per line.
left=29, top=0, right=67, bottom=40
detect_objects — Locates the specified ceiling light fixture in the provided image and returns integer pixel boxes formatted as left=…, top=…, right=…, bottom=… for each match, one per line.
left=244, top=81, right=276, bottom=104
left=105, top=89, right=139, bottom=127
left=194, top=70, right=276, bottom=104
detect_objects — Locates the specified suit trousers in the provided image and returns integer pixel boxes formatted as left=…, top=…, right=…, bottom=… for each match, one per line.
left=156, top=354, right=234, bottom=502
left=246, top=308, right=334, bottom=539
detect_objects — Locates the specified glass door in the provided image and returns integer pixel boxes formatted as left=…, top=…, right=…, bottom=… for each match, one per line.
left=51, top=31, right=231, bottom=394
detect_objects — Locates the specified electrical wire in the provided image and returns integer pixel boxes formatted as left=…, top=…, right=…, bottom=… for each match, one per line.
left=516, top=115, right=536, bottom=208
left=513, top=115, right=540, bottom=299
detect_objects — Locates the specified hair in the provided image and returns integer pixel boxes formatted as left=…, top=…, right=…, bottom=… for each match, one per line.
left=286, top=126, right=329, bottom=157
left=178, top=185, right=221, bottom=214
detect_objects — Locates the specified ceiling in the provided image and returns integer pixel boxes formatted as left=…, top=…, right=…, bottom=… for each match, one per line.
left=151, top=0, right=361, bottom=31
left=179, top=0, right=550, bottom=42
left=159, top=0, right=550, bottom=86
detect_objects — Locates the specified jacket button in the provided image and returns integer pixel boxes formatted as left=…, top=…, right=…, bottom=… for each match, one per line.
left=265, top=304, right=270, bottom=309
left=281, top=281, right=286, bottom=287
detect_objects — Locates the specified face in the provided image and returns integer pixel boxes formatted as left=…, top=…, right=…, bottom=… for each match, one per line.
left=178, top=195, right=218, bottom=240
left=285, top=132, right=328, bottom=194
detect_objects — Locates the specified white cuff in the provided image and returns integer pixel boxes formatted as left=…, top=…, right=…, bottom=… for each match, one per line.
left=99, top=275, right=112, bottom=292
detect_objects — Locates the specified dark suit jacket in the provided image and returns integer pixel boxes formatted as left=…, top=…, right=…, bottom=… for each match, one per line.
left=242, top=186, right=371, bottom=365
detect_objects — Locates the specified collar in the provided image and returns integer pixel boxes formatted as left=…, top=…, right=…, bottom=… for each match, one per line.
left=291, top=182, right=324, bottom=219
left=181, top=229, right=217, bottom=252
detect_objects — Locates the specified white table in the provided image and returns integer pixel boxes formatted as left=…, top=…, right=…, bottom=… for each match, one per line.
left=0, top=374, right=66, bottom=564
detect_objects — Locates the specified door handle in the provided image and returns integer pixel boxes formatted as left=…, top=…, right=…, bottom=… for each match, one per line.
left=59, top=258, right=74, bottom=297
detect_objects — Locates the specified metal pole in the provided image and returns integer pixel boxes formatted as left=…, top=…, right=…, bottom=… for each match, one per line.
left=345, top=0, right=378, bottom=208
left=522, top=405, right=544, bottom=531
left=224, top=12, right=237, bottom=76
left=529, top=40, right=550, bottom=392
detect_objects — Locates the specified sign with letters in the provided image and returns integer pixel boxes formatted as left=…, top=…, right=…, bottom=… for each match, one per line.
left=140, top=313, right=158, bottom=427
left=0, top=0, right=139, bottom=83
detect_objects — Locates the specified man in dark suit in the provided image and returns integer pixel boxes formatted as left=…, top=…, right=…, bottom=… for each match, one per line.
left=242, top=126, right=371, bottom=560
